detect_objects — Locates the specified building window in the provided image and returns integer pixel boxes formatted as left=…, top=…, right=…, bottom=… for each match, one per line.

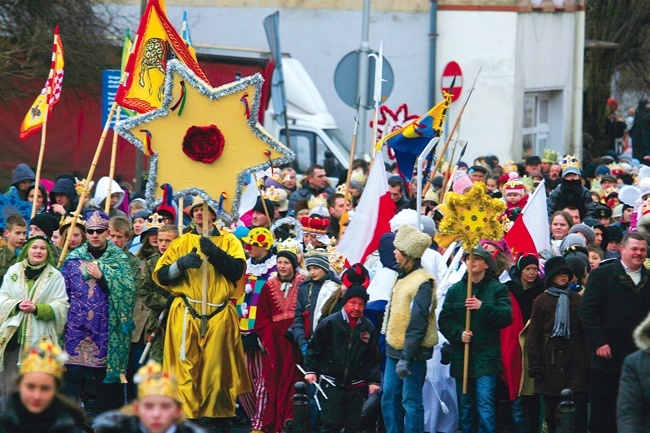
left=523, top=93, right=550, bottom=158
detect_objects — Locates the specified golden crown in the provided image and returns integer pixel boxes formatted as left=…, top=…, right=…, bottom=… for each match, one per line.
left=502, top=160, right=518, bottom=174
left=335, top=184, right=353, bottom=202
left=59, top=213, right=85, bottom=230
left=20, top=339, right=68, bottom=379
left=327, top=241, right=346, bottom=275
left=307, top=194, right=328, bottom=210
left=134, top=360, right=179, bottom=401
left=74, top=177, right=94, bottom=197
left=277, top=238, right=303, bottom=256
left=144, top=212, right=166, bottom=232
left=561, top=154, right=581, bottom=171
left=542, top=149, right=558, bottom=163
left=607, top=163, right=624, bottom=175
left=85, top=210, right=109, bottom=230
left=350, top=170, right=368, bottom=186
left=262, top=186, right=283, bottom=203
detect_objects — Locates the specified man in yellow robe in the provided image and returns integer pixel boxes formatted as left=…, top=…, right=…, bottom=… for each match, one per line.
left=153, top=196, right=250, bottom=429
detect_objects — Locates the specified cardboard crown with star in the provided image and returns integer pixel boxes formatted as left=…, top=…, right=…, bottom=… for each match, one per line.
left=115, top=59, right=295, bottom=221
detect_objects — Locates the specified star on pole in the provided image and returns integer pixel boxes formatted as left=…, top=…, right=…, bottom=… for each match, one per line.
left=115, top=59, right=294, bottom=220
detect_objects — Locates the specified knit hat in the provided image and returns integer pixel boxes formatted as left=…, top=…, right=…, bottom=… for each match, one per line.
left=11, top=163, right=35, bottom=186
left=341, top=263, right=370, bottom=289
left=420, top=216, right=437, bottom=237
left=343, top=284, right=369, bottom=304
left=305, top=251, right=330, bottom=272
left=30, top=213, right=59, bottom=239
left=233, top=226, right=250, bottom=240
left=276, top=239, right=301, bottom=270
left=479, top=238, right=515, bottom=263
left=432, top=176, right=444, bottom=189
left=241, top=227, right=274, bottom=250
left=525, top=156, right=541, bottom=166
left=393, top=224, right=431, bottom=259
left=504, top=172, right=526, bottom=196
left=612, top=204, right=623, bottom=219
left=595, top=165, right=611, bottom=177
left=564, top=250, right=589, bottom=280
left=84, top=210, right=110, bottom=230
left=469, top=165, right=489, bottom=176
left=607, top=224, right=624, bottom=242
left=515, top=252, right=539, bottom=273
left=559, top=233, right=586, bottom=255
left=132, top=210, right=151, bottom=222
left=464, top=245, right=496, bottom=274
left=452, top=171, right=474, bottom=194
left=567, top=223, right=596, bottom=245
left=544, top=256, right=574, bottom=286
left=561, top=155, right=581, bottom=178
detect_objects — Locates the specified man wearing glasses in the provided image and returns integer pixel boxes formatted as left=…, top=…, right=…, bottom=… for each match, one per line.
left=60, top=210, right=136, bottom=415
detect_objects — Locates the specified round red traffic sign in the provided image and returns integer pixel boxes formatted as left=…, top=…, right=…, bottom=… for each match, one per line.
left=441, top=61, right=463, bottom=102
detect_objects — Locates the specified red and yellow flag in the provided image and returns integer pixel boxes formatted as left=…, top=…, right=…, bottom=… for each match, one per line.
left=19, top=26, right=64, bottom=140
left=116, top=0, right=209, bottom=113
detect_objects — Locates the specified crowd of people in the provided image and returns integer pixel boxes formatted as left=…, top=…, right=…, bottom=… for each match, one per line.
left=0, top=143, right=649, bottom=433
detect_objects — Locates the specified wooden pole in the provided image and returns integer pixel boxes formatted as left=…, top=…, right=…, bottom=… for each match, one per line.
left=340, top=106, right=360, bottom=238
left=463, top=250, right=474, bottom=394
left=31, top=101, right=50, bottom=218
left=105, top=109, right=121, bottom=213
left=200, top=199, right=209, bottom=336
left=178, top=195, right=184, bottom=233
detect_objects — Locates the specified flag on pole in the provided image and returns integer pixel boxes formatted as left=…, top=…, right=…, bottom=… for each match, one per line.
left=377, top=91, right=452, bottom=181
left=504, top=180, right=551, bottom=256
left=119, top=28, right=137, bottom=118
left=19, top=26, right=64, bottom=140
left=337, top=152, right=397, bottom=264
left=180, top=11, right=196, bottom=60
left=115, top=0, right=209, bottom=113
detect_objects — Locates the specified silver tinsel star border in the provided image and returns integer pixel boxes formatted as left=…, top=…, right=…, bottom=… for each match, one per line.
left=114, top=59, right=295, bottom=222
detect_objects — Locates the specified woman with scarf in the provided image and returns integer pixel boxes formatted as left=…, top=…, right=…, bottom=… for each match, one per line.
left=0, top=235, right=69, bottom=397
left=527, top=256, right=590, bottom=433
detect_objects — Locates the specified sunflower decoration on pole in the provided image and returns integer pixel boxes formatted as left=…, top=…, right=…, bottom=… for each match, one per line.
left=438, top=182, right=507, bottom=393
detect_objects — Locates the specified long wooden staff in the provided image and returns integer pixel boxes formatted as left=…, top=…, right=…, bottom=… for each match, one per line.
left=105, top=109, right=121, bottom=213
left=463, top=250, right=474, bottom=394
left=57, top=36, right=138, bottom=267
left=340, top=99, right=361, bottom=238
left=178, top=195, right=184, bottom=233
left=200, top=199, right=209, bottom=337
left=423, top=67, right=482, bottom=197
left=31, top=100, right=50, bottom=218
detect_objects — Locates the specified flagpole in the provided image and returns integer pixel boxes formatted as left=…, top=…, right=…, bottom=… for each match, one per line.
left=463, top=251, right=474, bottom=394
left=105, top=109, right=121, bottom=213
left=31, top=101, right=50, bottom=218
left=369, top=41, right=383, bottom=159
left=178, top=195, right=184, bottom=233
left=58, top=36, right=138, bottom=267
left=340, top=100, right=361, bottom=238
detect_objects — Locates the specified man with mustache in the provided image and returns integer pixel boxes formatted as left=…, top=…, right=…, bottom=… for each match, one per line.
left=580, top=232, right=650, bottom=433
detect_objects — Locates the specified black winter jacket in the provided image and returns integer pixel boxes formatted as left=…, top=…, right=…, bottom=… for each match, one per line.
left=304, top=310, right=381, bottom=386
left=293, top=271, right=341, bottom=348
left=94, top=410, right=206, bottom=433
left=0, top=393, right=87, bottom=433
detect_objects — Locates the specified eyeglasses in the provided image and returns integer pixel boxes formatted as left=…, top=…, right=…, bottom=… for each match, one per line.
left=86, top=229, right=106, bottom=235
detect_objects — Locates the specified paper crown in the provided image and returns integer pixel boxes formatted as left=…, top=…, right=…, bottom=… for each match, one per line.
left=59, top=213, right=85, bottom=230
left=502, top=160, right=518, bottom=174
left=242, top=227, right=274, bottom=250
left=607, top=163, right=624, bottom=176
left=542, top=149, right=559, bottom=163
left=20, top=339, right=68, bottom=379
left=300, top=216, right=330, bottom=234
left=85, top=210, right=110, bottom=230
left=74, top=177, right=94, bottom=197
left=327, top=240, right=346, bottom=275
left=561, top=154, right=581, bottom=171
left=308, top=194, right=328, bottom=210
left=335, top=184, right=353, bottom=202
left=350, top=170, right=368, bottom=186
left=134, top=360, right=179, bottom=401
left=143, top=212, right=166, bottom=234
left=277, top=238, right=303, bottom=256
left=262, top=185, right=282, bottom=203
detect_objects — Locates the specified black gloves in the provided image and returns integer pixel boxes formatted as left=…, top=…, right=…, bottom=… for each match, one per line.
left=177, top=247, right=202, bottom=272
left=200, top=237, right=220, bottom=262
left=396, top=359, right=411, bottom=378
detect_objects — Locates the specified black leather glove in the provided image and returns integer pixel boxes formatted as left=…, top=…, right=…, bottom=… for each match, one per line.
left=528, top=367, right=544, bottom=381
left=177, top=247, right=202, bottom=272
left=396, top=359, right=411, bottom=379
left=200, top=237, right=220, bottom=261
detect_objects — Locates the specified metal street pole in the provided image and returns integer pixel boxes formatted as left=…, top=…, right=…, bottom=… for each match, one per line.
left=356, top=0, right=370, bottom=158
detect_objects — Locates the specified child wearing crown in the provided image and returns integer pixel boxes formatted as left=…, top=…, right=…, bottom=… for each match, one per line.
left=94, top=361, right=205, bottom=433
left=0, top=339, right=88, bottom=433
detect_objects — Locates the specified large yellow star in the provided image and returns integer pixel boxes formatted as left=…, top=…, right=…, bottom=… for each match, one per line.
left=438, top=182, right=507, bottom=250
left=115, top=59, right=294, bottom=220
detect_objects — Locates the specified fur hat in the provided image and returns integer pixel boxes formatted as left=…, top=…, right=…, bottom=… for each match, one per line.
left=544, top=256, right=574, bottom=286
left=341, top=263, right=370, bottom=289
left=343, top=284, right=369, bottom=304
left=567, top=223, right=596, bottom=245
left=393, top=224, right=431, bottom=259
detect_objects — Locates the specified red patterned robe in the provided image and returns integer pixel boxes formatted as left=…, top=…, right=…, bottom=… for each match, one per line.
left=254, top=273, right=306, bottom=433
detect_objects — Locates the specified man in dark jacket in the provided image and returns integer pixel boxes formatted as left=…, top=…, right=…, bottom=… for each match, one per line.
left=304, top=285, right=381, bottom=433
left=288, top=164, right=335, bottom=211
left=580, top=232, right=650, bottom=433
left=439, top=245, right=512, bottom=433
left=546, top=155, right=595, bottom=221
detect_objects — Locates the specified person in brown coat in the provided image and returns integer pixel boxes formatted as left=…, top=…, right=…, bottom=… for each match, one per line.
left=527, top=256, right=590, bottom=433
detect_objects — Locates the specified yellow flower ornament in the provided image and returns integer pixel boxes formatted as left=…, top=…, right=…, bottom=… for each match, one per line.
left=438, top=182, right=507, bottom=250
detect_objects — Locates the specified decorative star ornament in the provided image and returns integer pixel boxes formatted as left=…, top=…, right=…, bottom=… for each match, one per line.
left=438, top=182, right=507, bottom=251
left=115, top=59, right=294, bottom=221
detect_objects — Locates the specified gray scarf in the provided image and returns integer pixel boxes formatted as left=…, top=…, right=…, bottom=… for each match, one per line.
left=546, top=286, right=571, bottom=339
